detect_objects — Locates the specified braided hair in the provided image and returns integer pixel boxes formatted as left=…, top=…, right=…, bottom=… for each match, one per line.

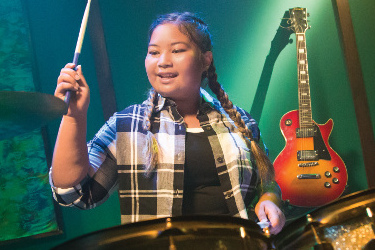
left=143, top=12, right=275, bottom=189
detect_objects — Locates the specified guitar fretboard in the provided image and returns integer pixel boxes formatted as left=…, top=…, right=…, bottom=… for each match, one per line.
left=296, top=33, right=313, bottom=128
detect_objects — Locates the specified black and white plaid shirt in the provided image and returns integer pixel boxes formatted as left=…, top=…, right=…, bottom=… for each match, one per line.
left=50, top=89, right=280, bottom=224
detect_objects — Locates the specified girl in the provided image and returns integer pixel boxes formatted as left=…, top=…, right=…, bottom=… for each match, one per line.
left=51, top=12, right=285, bottom=234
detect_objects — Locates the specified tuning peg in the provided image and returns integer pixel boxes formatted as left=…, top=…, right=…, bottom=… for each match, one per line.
left=308, top=26, right=311, bottom=29
left=307, top=13, right=310, bottom=17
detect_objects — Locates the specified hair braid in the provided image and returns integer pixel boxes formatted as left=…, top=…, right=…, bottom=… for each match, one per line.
left=143, top=88, right=157, bottom=131
left=142, top=88, right=159, bottom=175
left=207, top=61, right=275, bottom=190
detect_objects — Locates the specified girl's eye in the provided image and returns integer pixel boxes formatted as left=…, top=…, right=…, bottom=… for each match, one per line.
left=173, top=49, right=186, bottom=53
left=148, top=51, right=159, bottom=56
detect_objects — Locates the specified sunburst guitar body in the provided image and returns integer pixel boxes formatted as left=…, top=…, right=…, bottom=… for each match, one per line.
left=273, top=8, right=347, bottom=207
left=274, top=110, right=347, bottom=207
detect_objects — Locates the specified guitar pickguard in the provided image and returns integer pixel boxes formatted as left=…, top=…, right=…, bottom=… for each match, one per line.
left=297, top=124, right=331, bottom=161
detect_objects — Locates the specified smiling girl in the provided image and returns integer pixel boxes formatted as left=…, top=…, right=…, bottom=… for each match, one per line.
left=50, top=12, right=285, bottom=235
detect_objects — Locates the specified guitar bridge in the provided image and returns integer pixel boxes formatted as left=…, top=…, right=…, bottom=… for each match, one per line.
left=298, top=162, right=319, bottom=167
left=297, top=150, right=318, bottom=161
left=297, top=174, right=321, bottom=179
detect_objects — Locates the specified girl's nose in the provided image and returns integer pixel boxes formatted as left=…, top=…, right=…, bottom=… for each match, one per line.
left=157, top=52, right=172, bottom=68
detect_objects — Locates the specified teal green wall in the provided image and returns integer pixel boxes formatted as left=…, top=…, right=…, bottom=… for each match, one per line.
left=3, top=0, right=373, bottom=249
left=0, top=0, right=59, bottom=244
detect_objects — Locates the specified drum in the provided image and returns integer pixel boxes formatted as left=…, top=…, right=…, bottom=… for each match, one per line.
left=53, top=215, right=271, bottom=250
left=273, top=188, right=375, bottom=249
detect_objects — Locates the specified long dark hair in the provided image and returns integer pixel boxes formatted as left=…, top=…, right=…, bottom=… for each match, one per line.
left=143, top=12, right=275, bottom=189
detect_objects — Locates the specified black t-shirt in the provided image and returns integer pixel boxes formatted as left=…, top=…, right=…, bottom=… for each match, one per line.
left=182, top=129, right=229, bottom=215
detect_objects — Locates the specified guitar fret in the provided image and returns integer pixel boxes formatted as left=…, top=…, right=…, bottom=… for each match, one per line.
left=296, top=32, right=312, bottom=125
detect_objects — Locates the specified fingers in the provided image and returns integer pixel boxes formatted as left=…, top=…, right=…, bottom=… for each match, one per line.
left=55, top=65, right=77, bottom=100
left=255, top=200, right=286, bottom=235
left=56, top=64, right=87, bottom=93
left=267, top=206, right=285, bottom=234
left=256, top=203, right=268, bottom=222
left=75, top=65, right=88, bottom=87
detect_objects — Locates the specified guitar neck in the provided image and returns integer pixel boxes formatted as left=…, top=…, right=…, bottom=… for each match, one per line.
left=296, top=32, right=313, bottom=128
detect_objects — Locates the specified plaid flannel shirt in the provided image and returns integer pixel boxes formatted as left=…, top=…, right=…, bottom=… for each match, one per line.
left=50, top=88, right=280, bottom=224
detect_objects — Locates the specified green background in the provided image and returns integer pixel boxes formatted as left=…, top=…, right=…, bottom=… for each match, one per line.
left=2, top=0, right=374, bottom=249
left=0, top=0, right=59, bottom=244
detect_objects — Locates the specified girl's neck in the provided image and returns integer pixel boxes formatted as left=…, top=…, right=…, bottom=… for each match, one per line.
left=174, top=96, right=201, bottom=128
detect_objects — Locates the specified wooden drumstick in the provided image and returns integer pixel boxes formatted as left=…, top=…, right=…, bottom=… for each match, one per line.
left=64, top=0, right=92, bottom=105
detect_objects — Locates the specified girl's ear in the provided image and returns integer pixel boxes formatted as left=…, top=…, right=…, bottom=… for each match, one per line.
left=202, top=51, right=213, bottom=71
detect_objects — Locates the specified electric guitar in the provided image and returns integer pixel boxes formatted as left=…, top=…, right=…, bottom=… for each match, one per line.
left=273, top=8, right=348, bottom=207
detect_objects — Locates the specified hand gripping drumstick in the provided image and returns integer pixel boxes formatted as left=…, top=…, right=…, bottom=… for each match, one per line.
left=64, top=0, right=92, bottom=105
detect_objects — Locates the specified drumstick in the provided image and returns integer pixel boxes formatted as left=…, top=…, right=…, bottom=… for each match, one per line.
left=64, top=0, right=92, bottom=105
left=257, top=220, right=270, bottom=229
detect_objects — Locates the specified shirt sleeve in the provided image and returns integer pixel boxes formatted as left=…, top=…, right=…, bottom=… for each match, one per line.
left=49, top=114, right=118, bottom=209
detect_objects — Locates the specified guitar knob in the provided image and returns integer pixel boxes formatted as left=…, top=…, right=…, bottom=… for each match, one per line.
left=324, top=182, right=331, bottom=188
left=325, top=171, right=332, bottom=177
left=333, top=178, right=339, bottom=184
left=333, top=167, right=340, bottom=173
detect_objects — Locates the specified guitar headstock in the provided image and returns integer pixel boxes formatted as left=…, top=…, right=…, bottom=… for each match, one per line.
left=289, top=7, right=309, bottom=33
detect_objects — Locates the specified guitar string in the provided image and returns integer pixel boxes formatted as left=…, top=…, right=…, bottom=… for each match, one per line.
left=298, top=33, right=310, bottom=168
left=297, top=33, right=304, bottom=165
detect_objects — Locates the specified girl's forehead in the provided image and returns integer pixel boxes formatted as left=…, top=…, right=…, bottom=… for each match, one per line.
left=149, top=23, right=190, bottom=43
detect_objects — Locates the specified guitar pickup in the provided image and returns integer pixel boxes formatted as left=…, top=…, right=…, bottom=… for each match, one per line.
left=297, top=174, right=321, bottom=179
left=296, top=127, right=317, bottom=138
left=298, top=162, right=319, bottom=167
left=297, top=150, right=318, bottom=161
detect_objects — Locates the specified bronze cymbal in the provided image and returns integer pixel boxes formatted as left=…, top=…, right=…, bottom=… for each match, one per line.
left=0, top=91, right=68, bottom=140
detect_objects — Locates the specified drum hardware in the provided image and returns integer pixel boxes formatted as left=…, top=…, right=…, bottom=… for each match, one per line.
left=52, top=215, right=271, bottom=250
left=158, top=218, right=183, bottom=250
left=156, top=217, right=265, bottom=250
left=363, top=207, right=375, bottom=250
left=169, top=235, right=176, bottom=250
left=257, top=220, right=271, bottom=239
left=273, top=188, right=375, bottom=249
left=0, top=91, right=67, bottom=140
left=366, top=207, right=375, bottom=233
left=306, top=214, right=334, bottom=250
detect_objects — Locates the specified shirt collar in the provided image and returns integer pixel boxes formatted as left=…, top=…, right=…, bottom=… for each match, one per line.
left=147, top=88, right=222, bottom=114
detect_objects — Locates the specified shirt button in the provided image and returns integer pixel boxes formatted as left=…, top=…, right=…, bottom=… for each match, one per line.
left=217, top=156, right=224, bottom=163
left=206, top=127, right=212, bottom=131
left=225, top=191, right=233, bottom=199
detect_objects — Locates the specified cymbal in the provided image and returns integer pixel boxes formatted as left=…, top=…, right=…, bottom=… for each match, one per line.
left=0, top=91, right=68, bottom=140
